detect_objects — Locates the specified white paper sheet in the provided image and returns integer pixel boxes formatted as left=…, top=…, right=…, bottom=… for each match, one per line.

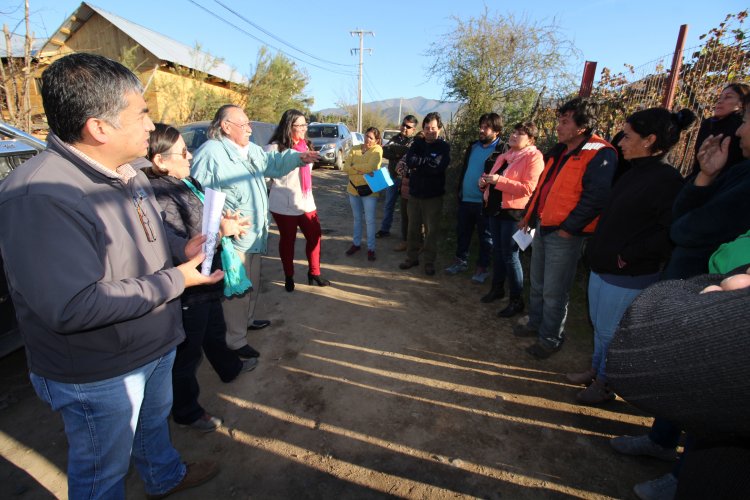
left=512, top=228, right=535, bottom=251
left=200, top=188, right=226, bottom=276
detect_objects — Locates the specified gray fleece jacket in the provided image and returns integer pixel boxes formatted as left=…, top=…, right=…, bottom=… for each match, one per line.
left=0, top=134, right=186, bottom=383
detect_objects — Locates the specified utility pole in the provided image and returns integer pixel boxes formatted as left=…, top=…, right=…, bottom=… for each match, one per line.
left=350, top=29, right=373, bottom=133
left=397, top=98, right=402, bottom=126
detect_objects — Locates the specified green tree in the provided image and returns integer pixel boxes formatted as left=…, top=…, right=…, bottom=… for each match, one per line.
left=426, top=7, right=578, bottom=150
left=244, top=47, right=313, bottom=122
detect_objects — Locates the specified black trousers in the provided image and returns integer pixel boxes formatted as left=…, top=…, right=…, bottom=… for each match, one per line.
left=171, top=298, right=243, bottom=425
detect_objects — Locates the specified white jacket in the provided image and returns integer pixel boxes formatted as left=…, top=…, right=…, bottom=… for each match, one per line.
left=265, top=143, right=316, bottom=215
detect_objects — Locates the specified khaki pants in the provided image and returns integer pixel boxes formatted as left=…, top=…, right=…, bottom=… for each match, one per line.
left=222, top=251, right=261, bottom=350
left=407, top=196, right=443, bottom=265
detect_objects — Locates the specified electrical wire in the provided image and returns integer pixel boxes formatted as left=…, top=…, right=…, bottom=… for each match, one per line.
left=214, top=0, right=357, bottom=68
left=186, top=0, right=356, bottom=77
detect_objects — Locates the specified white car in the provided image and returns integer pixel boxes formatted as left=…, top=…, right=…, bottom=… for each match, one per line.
left=351, top=132, right=364, bottom=146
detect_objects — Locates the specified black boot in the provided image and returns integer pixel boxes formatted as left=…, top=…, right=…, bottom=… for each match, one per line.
left=285, top=275, right=295, bottom=292
left=308, top=273, right=331, bottom=287
left=480, top=286, right=505, bottom=303
left=498, top=297, right=524, bottom=318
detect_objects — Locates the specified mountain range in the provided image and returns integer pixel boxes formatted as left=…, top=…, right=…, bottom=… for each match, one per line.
left=315, top=96, right=462, bottom=124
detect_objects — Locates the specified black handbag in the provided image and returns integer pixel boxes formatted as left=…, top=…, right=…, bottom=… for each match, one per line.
left=350, top=180, right=372, bottom=197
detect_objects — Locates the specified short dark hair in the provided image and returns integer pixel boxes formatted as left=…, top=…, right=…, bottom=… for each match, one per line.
left=479, top=113, right=503, bottom=134
left=146, top=123, right=182, bottom=175
left=402, top=114, right=418, bottom=126
left=513, top=122, right=539, bottom=142
left=365, top=126, right=382, bottom=145
left=268, top=109, right=306, bottom=151
left=422, top=112, right=443, bottom=129
left=208, top=104, right=242, bottom=140
left=557, top=97, right=596, bottom=134
left=41, top=52, right=143, bottom=144
left=626, top=107, right=696, bottom=155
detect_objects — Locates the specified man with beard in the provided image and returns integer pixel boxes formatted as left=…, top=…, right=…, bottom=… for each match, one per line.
left=445, top=113, right=505, bottom=283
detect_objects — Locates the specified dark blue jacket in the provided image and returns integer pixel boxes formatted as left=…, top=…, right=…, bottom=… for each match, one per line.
left=403, top=137, right=451, bottom=199
left=664, top=160, right=750, bottom=279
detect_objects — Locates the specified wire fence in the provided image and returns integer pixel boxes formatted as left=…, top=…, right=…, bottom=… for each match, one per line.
left=535, top=21, right=750, bottom=175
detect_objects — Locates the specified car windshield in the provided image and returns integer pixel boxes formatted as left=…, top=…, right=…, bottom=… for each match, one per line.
left=308, top=125, right=338, bottom=139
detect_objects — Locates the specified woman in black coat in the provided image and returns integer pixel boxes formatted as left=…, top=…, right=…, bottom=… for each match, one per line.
left=145, top=123, right=256, bottom=432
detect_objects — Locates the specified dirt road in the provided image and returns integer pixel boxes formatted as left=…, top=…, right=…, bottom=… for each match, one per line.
left=0, top=168, right=668, bottom=499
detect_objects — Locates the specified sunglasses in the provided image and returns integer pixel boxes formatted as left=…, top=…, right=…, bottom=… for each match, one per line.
left=161, top=147, right=189, bottom=159
left=401, top=124, right=415, bottom=129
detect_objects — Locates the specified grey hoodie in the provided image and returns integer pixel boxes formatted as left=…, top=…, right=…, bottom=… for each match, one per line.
left=0, top=134, right=186, bottom=383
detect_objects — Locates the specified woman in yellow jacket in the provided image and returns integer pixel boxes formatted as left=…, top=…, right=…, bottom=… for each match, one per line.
left=345, top=127, right=383, bottom=261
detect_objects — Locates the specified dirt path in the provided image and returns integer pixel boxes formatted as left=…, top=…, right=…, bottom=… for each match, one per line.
left=0, top=168, right=669, bottom=499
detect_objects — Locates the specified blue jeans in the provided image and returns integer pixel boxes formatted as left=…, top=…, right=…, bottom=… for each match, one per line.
left=30, top=350, right=186, bottom=499
left=528, top=223, right=584, bottom=349
left=489, top=217, right=523, bottom=296
left=349, top=194, right=378, bottom=251
left=455, top=201, right=492, bottom=267
left=380, top=179, right=400, bottom=233
left=588, top=271, right=642, bottom=380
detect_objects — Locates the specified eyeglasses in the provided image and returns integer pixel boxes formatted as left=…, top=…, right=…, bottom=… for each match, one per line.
left=132, top=195, right=156, bottom=242
left=225, top=120, right=252, bottom=130
left=293, top=124, right=308, bottom=129
left=401, top=123, right=415, bottom=129
left=160, top=147, right=189, bottom=159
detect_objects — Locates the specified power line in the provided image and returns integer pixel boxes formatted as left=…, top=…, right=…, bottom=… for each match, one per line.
left=185, top=0, right=356, bottom=77
left=214, top=0, right=356, bottom=68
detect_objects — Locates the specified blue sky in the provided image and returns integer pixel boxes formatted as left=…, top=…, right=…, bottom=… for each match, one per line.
left=5, top=0, right=748, bottom=111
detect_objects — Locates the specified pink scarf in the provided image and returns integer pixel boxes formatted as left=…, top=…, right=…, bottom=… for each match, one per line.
left=293, top=139, right=312, bottom=196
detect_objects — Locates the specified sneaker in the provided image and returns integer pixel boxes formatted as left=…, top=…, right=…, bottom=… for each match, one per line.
left=345, top=244, right=361, bottom=256
left=576, top=378, right=615, bottom=405
left=375, top=230, right=390, bottom=238
left=240, top=357, right=259, bottom=373
left=393, top=241, right=407, bottom=252
left=367, top=250, right=376, bottom=261
left=610, top=435, right=678, bottom=461
left=525, top=341, right=561, bottom=360
left=424, top=263, right=436, bottom=276
left=471, top=267, right=490, bottom=284
left=444, top=259, right=468, bottom=274
left=146, top=461, right=220, bottom=499
left=187, top=413, right=222, bottom=433
left=512, top=323, right=538, bottom=338
left=633, top=473, right=678, bottom=500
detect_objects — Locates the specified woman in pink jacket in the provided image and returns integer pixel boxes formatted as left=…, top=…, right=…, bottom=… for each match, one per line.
left=479, top=122, right=544, bottom=317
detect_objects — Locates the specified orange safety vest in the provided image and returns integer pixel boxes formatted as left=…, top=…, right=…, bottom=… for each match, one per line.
left=523, top=134, right=614, bottom=234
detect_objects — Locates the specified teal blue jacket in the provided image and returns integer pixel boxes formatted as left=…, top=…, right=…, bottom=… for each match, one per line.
left=191, top=137, right=302, bottom=253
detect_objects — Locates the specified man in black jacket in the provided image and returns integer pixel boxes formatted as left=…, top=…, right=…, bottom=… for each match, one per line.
left=398, top=112, right=451, bottom=275
left=379, top=115, right=418, bottom=249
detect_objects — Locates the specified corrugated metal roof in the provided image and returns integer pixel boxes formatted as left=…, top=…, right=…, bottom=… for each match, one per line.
left=39, top=2, right=246, bottom=85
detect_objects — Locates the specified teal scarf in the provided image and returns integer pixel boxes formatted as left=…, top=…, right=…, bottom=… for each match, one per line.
left=182, top=179, right=252, bottom=297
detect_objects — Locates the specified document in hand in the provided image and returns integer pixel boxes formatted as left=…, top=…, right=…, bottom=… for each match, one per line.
left=512, top=228, right=535, bottom=251
left=364, top=167, right=394, bottom=193
left=200, top=188, right=226, bottom=275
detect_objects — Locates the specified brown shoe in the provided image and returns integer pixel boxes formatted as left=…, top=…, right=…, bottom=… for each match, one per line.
left=576, top=378, right=615, bottom=405
left=146, top=461, right=220, bottom=499
left=566, top=368, right=596, bottom=385
left=399, top=259, right=419, bottom=270
left=393, top=241, right=407, bottom=252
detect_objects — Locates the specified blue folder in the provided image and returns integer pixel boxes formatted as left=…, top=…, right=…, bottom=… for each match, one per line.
left=363, top=167, right=394, bottom=193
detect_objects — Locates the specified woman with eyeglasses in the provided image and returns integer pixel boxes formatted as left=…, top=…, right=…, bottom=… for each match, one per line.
left=265, top=109, right=330, bottom=292
left=144, top=123, right=257, bottom=433
left=344, top=127, right=383, bottom=261
left=691, top=83, right=750, bottom=175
